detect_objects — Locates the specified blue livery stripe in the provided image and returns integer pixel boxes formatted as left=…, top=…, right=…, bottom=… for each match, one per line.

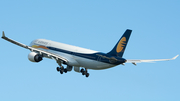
left=47, top=46, right=125, bottom=65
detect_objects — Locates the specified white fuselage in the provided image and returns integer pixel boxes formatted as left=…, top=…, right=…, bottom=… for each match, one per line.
left=30, top=39, right=116, bottom=70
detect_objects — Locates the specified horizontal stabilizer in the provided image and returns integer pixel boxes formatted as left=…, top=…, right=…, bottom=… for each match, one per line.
left=126, top=55, right=179, bottom=64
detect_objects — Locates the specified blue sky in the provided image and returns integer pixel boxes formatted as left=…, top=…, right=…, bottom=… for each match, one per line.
left=0, top=0, right=180, bottom=101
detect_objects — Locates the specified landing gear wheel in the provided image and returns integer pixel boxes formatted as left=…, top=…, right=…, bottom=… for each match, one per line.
left=59, top=67, right=64, bottom=74
left=81, top=69, right=85, bottom=75
left=56, top=67, right=60, bottom=71
left=80, top=69, right=84, bottom=73
left=60, top=69, right=63, bottom=74
left=59, top=66, right=64, bottom=74
left=86, top=73, right=89, bottom=77
left=64, top=69, right=67, bottom=73
left=82, top=71, right=85, bottom=75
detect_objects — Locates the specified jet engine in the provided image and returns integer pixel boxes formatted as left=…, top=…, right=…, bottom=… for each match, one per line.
left=28, top=52, right=43, bottom=62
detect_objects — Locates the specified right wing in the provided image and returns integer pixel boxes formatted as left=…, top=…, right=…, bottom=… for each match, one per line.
left=1, top=31, right=68, bottom=63
left=126, top=55, right=179, bottom=65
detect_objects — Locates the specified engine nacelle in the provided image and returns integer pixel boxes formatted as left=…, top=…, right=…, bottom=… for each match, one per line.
left=74, top=66, right=80, bottom=73
left=28, top=52, right=43, bottom=62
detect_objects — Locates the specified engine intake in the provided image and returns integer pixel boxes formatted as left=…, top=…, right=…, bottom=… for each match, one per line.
left=28, top=52, right=43, bottom=62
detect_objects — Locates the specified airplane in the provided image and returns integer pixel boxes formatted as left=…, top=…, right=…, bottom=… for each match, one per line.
left=2, top=29, right=179, bottom=77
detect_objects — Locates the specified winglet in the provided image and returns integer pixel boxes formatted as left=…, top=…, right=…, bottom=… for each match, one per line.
left=2, top=31, right=5, bottom=38
left=172, top=55, right=179, bottom=60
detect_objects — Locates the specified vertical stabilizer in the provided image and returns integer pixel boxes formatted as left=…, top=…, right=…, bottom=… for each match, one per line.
left=107, top=29, right=132, bottom=57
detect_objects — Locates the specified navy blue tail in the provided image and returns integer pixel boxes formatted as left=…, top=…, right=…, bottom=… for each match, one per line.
left=107, top=29, right=132, bottom=57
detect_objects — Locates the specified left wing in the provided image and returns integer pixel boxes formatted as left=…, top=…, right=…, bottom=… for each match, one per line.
left=1, top=31, right=68, bottom=63
left=126, top=55, right=179, bottom=65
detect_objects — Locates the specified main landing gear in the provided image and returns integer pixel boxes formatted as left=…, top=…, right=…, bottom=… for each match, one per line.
left=57, top=66, right=66, bottom=74
left=56, top=64, right=90, bottom=78
left=80, top=68, right=90, bottom=77
left=56, top=65, right=72, bottom=74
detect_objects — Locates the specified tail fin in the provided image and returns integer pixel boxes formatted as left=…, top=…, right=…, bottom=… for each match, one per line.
left=107, top=29, right=132, bottom=57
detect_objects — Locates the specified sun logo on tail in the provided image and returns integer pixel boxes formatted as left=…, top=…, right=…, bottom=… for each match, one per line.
left=116, top=37, right=126, bottom=53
